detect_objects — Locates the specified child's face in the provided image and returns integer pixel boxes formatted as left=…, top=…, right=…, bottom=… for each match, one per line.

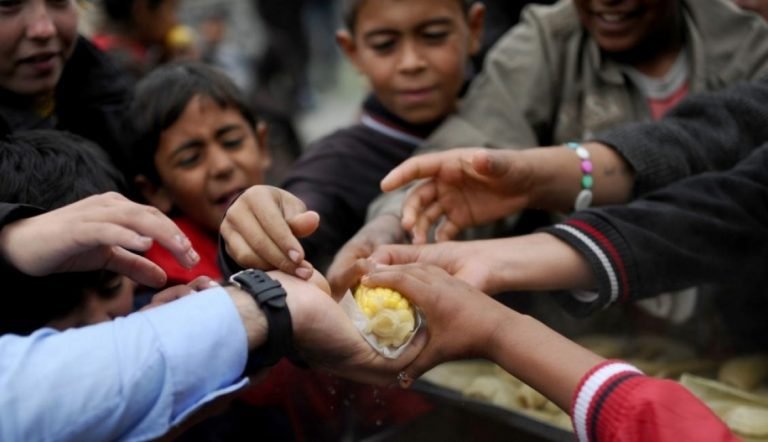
left=338, top=0, right=484, bottom=124
left=48, top=275, right=136, bottom=330
left=150, top=95, right=270, bottom=233
left=0, top=0, right=78, bottom=96
left=573, top=0, right=679, bottom=54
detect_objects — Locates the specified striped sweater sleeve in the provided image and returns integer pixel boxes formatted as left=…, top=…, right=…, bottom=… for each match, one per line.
left=571, top=361, right=737, bottom=442
left=542, top=212, right=639, bottom=315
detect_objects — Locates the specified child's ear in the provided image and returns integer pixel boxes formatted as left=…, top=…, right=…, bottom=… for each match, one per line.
left=134, top=175, right=173, bottom=214
left=256, top=121, right=272, bottom=170
left=336, top=29, right=363, bottom=72
left=467, top=3, right=486, bottom=56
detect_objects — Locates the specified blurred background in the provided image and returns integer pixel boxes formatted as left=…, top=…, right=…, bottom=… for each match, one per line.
left=80, top=0, right=367, bottom=184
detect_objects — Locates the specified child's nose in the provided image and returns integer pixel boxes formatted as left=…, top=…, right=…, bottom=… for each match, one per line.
left=398, top=41, right=427, bottom=73
left=208, top=146, right=237, bottom=178
left=25, top=4, right=57, bottom=41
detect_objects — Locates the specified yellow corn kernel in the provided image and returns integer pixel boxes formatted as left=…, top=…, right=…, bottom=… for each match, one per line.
left=354, top=285, right=416, bottom=348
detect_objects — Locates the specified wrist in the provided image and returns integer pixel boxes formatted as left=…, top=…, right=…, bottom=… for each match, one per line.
left=227, top=269, right=295, bottom=373
left=225, top=285, right=268, bottom=351
left=525, top=147, right=580, bottom=212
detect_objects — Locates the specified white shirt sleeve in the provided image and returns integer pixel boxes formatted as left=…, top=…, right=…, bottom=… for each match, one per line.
left=0, top=287, right=250, bottom=442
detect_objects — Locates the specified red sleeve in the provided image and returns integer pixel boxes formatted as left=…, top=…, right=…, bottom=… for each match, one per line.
left=571, top=361, right=738, bottom=442
left=143, top=217, right=222, bottom=286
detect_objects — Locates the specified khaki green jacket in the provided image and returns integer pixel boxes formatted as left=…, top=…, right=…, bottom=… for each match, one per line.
left=369, top=0, right=768, bottom=219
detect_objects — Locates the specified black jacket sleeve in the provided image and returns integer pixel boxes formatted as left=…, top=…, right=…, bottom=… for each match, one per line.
left=595, top=76, right=768, bottom=197
left=544, top=143, right=768, bottom=314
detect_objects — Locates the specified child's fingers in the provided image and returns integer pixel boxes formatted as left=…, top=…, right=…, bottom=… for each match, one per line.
left=103, top=199, right=199, bottom=269
left=151, top=283, right=197, bottom=304
left=434, top=217, right=462, bottom=243
left=187, top=275, right=219, bottom=291
left=286, top=211, right=320, bottom=239
left=367, top=244, right=422, bottom=266
left=243, top=194, right=307, bottom=264
left=380, top=152, right=443, bottom=192
left=221, top=228, right=277, bottom=270
left=401, top=182, right=436, bottom=232
left=105, top=247, right=168, bottom=288
left=327, top=252, right=371, bottom=299
left=411, top=199, right=450, bottom=244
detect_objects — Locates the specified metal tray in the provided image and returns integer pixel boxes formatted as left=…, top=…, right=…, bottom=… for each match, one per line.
left=412, top=379, right=574, bottom=441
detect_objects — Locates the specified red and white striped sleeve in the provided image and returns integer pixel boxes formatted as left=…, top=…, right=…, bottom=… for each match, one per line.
left=570, top=360, right=738, bottom=442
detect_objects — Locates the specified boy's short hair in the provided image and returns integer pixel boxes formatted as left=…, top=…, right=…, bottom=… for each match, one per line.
left=0, top=130, right=125, bottom=335
left=0, top=130, right=124, bottom=208
left=126, top=62, right=257, bottom=184
left=342, top=0, right=474, bottom=33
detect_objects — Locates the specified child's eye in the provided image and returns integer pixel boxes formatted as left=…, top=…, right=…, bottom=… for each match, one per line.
left=221, top=137, right=244, bottom=149
left=371, top=40, right=396, bottom=53
left=421, top=30, right=450, bottom=44
left=176, top=151, right=201, bottom=168
left=367, top=35, right=398, bottom=54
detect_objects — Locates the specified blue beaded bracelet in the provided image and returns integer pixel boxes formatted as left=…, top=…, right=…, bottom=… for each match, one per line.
left=565, top=142, right=593, bottom=210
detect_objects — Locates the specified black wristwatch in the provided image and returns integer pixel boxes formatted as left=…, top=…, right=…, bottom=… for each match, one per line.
left=229, top=269, right=293, bottom=373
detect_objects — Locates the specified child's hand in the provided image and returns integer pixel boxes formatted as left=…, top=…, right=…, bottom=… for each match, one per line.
left=220, top=185, right=318, bottom=280
left=326, top=214, right=406, bottom=299
left=360, top=263, right=510, bottom=384
left=367, top=240, right=495, bottom=293
left=380, top=147, right=534, bottom=243
left=269, top=270, right=425, bottom=386
left=0, top=193, right=199, bottom=287
left=140, top=276, right=219, bottom=311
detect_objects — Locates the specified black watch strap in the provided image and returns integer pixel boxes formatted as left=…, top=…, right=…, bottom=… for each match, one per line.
left=229, top=269, right=293, bottom=373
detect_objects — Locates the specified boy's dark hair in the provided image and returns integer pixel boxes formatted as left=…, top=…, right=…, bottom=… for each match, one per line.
left=342, top=0, right=473, bottom=34
left=0, top=130, right=124, bottom=208
left=102, top=0, right=166, bottom=23
left=126, top=62, right=257, bottom=184
left=0, top=130, right=125, bottom=335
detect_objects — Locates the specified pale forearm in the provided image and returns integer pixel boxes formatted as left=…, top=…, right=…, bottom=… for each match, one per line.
left=484, top=233, right=596, bottom=294
left=488, top=312, right=604, bottom=411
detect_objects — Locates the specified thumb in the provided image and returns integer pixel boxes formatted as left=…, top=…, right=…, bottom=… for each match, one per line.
left=287, top=210, right=320, bottom=238
left=473, top=149, right=511, bottom=178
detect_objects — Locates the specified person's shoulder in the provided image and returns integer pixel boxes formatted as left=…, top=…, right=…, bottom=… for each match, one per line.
left=687, top=0, right=768, bottom=34
left=58, top=36, right=130, bottom=100
left=519, top=1, right=582, bottom=39
left=685, top=0, right=768, bottom=81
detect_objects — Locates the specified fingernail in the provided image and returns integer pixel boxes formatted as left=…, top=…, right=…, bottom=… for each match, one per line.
left=288, top=249, right=301, bottom=263
left=136, top=235, right=153, bottom=247
left=176, top=234, right=191, bottom=248
left=295, top=267, right=313, bottom=280
left=209, top=280, right=221, bottom=287
left=187, top=248, right=199, bottom=264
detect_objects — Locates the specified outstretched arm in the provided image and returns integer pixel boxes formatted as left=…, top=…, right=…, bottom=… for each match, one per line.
left=0, top=193, right=199, bottom=288
left=381, top=144, right=633, bottom=242
left=361, top=264, right=736, bottom=442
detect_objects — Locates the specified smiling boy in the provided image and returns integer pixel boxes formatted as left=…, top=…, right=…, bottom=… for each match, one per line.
left=261, top=0, right=486, bottom=271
